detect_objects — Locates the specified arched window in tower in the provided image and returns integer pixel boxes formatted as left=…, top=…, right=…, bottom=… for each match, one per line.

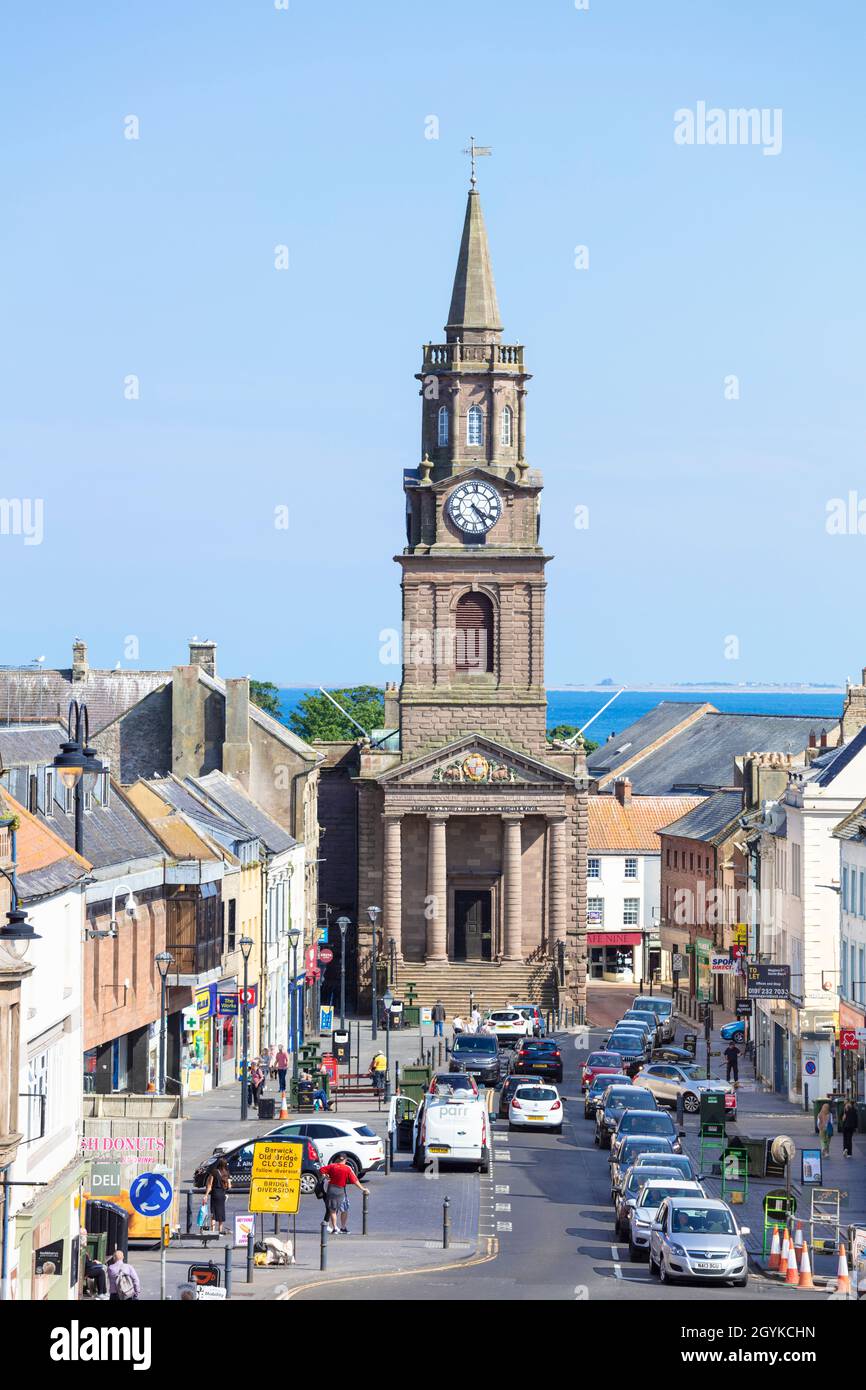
left=500, top=404, right=513, bottom=447
left=467, top=405, right=484, bottom=448
left=437, top=404, right=449, bottom=447
left=455, top=591, right=495, bottom=673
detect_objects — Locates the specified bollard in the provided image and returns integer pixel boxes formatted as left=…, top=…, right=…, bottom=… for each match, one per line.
left=246, top=1231, right=254, bottom=1284
left=438, top=1040, right=444, bottom=1068
left=224, top=1244, right=233, bottom=1299
left=320, top=1220, right=329, bottom=1271
left=442, top=1195, right=451, bottom=1249
left=395, top=1059, right=401, bottom=1093
left=362, top=1189, right=369, bottom=1235
left=274, top=1214, right=279, bottom=1235
left=186, top=1189, right=193, bottom=1235
left=385, top=1134, right=391, bottom=1175
left=639, top=977, right=644, bottom=995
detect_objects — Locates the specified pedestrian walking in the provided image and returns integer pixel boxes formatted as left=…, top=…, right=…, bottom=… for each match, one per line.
left=107, top=1249, right=140, bottom=1301
left=817, top=1101, right=834, bottom=1155
left=205, top=1156, right=231, bottom=1234
left=841, top=1099, right=858, bottom=1158
left=723, top=1040, right=740, bottom=1085
left=320, top=1160, right=369, bottom=1234
left=452, top=1014, right=465, bottom=1035
left=249, top=1061, right=265, bottom=1109
left=470, top=1005, right=482, bottom=1033
left=432, top=999, right=446, bottom=1038
left=275, top=1044, right=289, bottom=1094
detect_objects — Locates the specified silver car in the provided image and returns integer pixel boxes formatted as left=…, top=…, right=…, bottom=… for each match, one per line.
left=648, top=1197, right=750, bottom=1287
left=630, top=996, right=676, bottom=1043
left=614, top=1163, right=691, bottom=1240
left=627, top=1180, right=705, bottom=1260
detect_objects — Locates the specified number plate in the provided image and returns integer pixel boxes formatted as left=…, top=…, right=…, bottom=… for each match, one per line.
left=428, top=1145, right=450, bottom=1154
left=526, top=1114, right=546, bottom=1121
left=693, top=1261, right=718, bottom=1270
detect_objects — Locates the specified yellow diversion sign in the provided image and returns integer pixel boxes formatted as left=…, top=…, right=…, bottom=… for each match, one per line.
left=248, top=1141, right=301, bottom=1215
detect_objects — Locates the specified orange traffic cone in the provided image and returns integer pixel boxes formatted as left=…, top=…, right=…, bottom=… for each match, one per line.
left=279, top=1090, right=289, bottom=1120
left=793, top=1221, right=804, bottom=1252
left=798, top=1240, right=814, bottom=1290
left=779, top=1224, right=790, bottom=1272
left=768, top=1225, right=781, bottom=1271
left=835, top=1241, right=851, bottom=1296
left=785, top=1239, right=800, bottom=1286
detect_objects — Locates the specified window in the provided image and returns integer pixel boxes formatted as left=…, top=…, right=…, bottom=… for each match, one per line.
left=792, top=843, right=802, bottom=898
left=455, top=591, right=494, bottom=672
left=588, top=857, right=600, bottom=879
left=500, top=404, right=513, bottom=447
left=44, top=767, right=55, bottom=817
left=624, top=857, right=638, bottom=880
left=842, top=866, right=849, bottom=912
left=437, top=404, right=449, bottom=446
left=64, top=784, right=74, bottom=815
left=587, top=897, right=604, bottom=925
left=842, top=939, right=849, bottom=995
left=859, top=947, right=865, bottom=1005
left=666, top=848, right=671, bottom=867
left=689, top=852, right=694, bottom=871
left=467, top=405, right=484, bottom=447
left=623, top=898, right=639, bottom=926
left=227, top=898, right=237, bottom=952
left=673, top=851, right=678, bottom=868
left=860, top=871, right=866, bottom=917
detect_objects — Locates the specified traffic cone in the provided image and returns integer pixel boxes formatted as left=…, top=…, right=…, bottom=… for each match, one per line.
left=779, top=1224, right=790, bottom=1272
left=279, top=1090, right=289, bottom=1120
left=835, top=1241, right=851, bottom=1296
left=793, top=1221, right=804, bottom=1252
left=768, top=1225, right=781, bottom=1271
left=798, top=1240, right=814, bottom=1291
left=785, top=1239, right=800, bottom=1286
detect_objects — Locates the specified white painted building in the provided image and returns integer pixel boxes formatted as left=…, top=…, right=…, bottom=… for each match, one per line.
left=833, top=801, right=866, bottom=1100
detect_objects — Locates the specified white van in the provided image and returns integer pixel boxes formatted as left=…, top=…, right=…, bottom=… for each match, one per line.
left=412, top=1095, right=491, bottom=1173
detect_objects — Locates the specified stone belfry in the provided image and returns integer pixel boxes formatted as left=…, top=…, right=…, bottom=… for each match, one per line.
left=398, top=174, right=548, bottom=759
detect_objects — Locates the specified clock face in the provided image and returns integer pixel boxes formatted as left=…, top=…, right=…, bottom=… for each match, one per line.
left=446, top=480, right=502, bottom=535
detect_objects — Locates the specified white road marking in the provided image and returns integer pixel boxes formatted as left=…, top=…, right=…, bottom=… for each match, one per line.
left=497, top=1221, right=513, bottom=1232
left=495, top=1184, right=510, bottom=1194
left=494, top=1151, right=511, bottom=1161
left=495, top=1203, right=511, bottom=1212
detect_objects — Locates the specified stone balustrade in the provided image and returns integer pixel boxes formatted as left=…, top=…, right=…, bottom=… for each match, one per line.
left=423, top=342, right=524, bottom=371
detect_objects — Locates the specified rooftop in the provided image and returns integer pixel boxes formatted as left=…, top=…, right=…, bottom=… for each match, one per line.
left=589, top=796, right=704, bottom=853
left=657, top=790, right=745, bottom=846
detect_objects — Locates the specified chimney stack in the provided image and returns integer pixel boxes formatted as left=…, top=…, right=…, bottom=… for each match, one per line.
left=223, top=677, right=251, bottom=784
left=188, top=637, right=216, bottom=677
left=383, top=682, right=400, bottom=728
left=72, top=638, right=88, bottom=683
left=808, top=729, right=817, bottom=749
left=820, top=728, right=827, bottom=749
left=614, top=777, right=632, bottom=807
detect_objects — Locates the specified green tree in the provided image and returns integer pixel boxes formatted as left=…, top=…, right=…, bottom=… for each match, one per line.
left=547, top=724, right=599, bottom=753
left=249, top=679, right=282, bottom=719
left=289, top=686, right=386, bottom=742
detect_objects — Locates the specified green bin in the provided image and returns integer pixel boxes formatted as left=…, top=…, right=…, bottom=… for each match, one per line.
left=403, top=1006, right=421, bottom=1027
left=399, top=1064, right=432, bottom=1105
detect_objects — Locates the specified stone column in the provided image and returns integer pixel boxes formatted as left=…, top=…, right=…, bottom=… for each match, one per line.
left=517, top=385, right=527, bottom=464
left=383, top=812, right=404, bottom=961
left=502, top=814, right=524, bottom=961
left=547, top=815, right=567, bottom=953
left=489, top=385, right=501, bottom=466
left=426, top=815, right=449, bottom=961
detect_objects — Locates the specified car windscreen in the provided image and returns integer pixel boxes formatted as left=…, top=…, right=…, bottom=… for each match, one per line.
left=618, top=1112, right=673, bottom=1135
left=635, top=1153, right=693, bottom=1176
left=609, top=1090, right=655, bottom=1111
left=590, top=1073, right=625, bottom=1094
left=514, top=1087, right=557, bottom=1101
left=624, top=1166, right=682, bottom=1196
left=620, top=1137, right=672, bottom=1159
left=669, top=1207, right=735, bottom=1235
left=454, top=1037, right=497, bottom=1052
left=587, top=1052, right=621, bottom=1067
left=637, top=1185, right=695, bottom=1207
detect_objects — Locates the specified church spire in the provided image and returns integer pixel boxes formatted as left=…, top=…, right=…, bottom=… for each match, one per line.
left=445, top=185, right=503, bottom=344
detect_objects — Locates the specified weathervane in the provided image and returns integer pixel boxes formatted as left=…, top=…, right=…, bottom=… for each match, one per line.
left=462, top=136, right=492, bottom=188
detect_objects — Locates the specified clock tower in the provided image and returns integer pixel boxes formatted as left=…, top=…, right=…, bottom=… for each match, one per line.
left=399, top=181, right=549, bottom=760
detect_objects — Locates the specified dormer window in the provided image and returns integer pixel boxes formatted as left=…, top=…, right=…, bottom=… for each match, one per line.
left=500, top=404, right=513, bottom=447
left=467, top=405, right=484, bottom=448
left=437, top=404, right=449, bottom=446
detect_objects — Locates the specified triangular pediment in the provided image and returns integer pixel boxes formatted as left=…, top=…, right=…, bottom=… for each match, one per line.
left=378, top=734, right=573, bottom=787
left=428, top=466, right=535, bottom=496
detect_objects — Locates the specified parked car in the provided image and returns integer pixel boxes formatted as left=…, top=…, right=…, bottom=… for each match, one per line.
left=720, top=1020, right=747, bottom=1043
left=413, top=1094, right=491, bottom=1172
left=610, top=1109, right=682, bottom=1158
left=648, top=1197, right=750, bottom=1287
left=584, top=1070, right=629, bottom=1120
left=632, top=1063, right=737, bottom=1119
left=484, top=1010, right=533, bottom=1047
left=614, top=1163, right=692, bottom=1239
left=508, top=1084, right=563, bottom=1131
left=609, top=1135, right=678, bottom=1196
left=262, top=1119, right=384, bottom=1176
left=633, top=1151, right=697, bottom=1183
left=511, top=1038, right=563, bottom=1082
left=628, top=1180, right=705, bottom=1261
left=513, top=1004, right=545, bottom=1037
left=629, top=995, right=676, bottom=1042
left=594, top=1085, right=657, bottom=1148
left=195, top=1134, right=322, bottom=1195
left=449, top=1034, right=503, bottom=1087
left=650, top=1046, right=696, bottom=1066
left=581, top=1050, right=625, bottom=1091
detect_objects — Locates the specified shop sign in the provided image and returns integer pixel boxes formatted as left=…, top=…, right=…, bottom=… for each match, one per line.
left=239, top=985, right=258, bottom=1009
left=195, top=984, right=216, bottom=1020
left=711, top=954, right=737, bottom=974
left=217, top=993, right=239, bottom=1016
left=34, top=1240, right=63, bottom=1277
left=586, top=932, right=641, bottom=946
left=734, top=923, right=748, bottom=947
left=89, top=1163, right=123, bottom=1195
left=182, top=1005, right=198, bottom=1031
left=840, top=1029, right=859, bottom=1051
left=747, top=963, right=790, bottom=999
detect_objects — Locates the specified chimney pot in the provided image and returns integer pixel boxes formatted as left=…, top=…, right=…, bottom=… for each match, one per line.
left=614, top=777, right=632, bottom=806
left=808, top=729, right=817, bottom=749
left=820, top=728, right=827, bottom=748
left=72, top=638, right=88, bottom=682
left=188, top=638, right=217, bottom=677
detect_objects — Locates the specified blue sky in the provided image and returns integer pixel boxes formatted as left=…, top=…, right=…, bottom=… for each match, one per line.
left=2, top=1, right=865, bottom=687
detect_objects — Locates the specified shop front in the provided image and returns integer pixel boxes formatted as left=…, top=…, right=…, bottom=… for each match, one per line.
left=11, top=1157, right=87, bottom=1301
left=213, top=980, right=238, bottom=1087
left=587, top=932, right=641, bottom=984
left=839, top=1000, right=865, bottom=1100
left=180, top=985, right=217, bottom=1096
left=694, top=938, right=713, bottom=1003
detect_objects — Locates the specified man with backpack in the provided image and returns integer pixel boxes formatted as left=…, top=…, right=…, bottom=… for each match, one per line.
left=107, top=1249, right=141, bottom=1301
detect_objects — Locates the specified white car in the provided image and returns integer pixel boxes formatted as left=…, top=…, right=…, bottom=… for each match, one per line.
left=626, top=1179, right=705, bottom=1261
left=632, top=1063, right=737, bottom=1117
left=485, top=1010, right=532, bottom=1046
left=215, top=1119, right=385, bottom=1177
left=508, top=1083, right=563, bottom=1131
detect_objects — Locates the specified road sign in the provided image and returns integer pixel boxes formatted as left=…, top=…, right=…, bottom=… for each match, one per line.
left=735, top=999, right=753, bottom=1019
left=746, top=963, right=790, bottom=999
left=248, top=1177, right=300, bottom=1215
left=129, top=1171, right=173, bottom=1217
left=672, top=953, right=685, bottom=975
left=318, top=946, right=334, bottom=965
left=252, top=1142, right=302, bottom=1180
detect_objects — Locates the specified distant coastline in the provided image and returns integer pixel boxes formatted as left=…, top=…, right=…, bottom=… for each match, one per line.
left=547, top=684, right=846, bottom=695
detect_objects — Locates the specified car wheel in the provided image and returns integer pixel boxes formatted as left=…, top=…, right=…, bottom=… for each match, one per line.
left=593, top=1130, right=600, bottom=1146
left=649, top=1251, right=659, bottom=1277
left=584, top=1108, right=591, bottom=1120
left=733, top=1271, right=748, bottom=1288
left=659, top=1257, right=676, bottom=1285
left=682, top=1092, right=701, bottom=1114
left=299, top=1173, right=316, bottom=1194
left=628, top=1240, right=642, bottom=1262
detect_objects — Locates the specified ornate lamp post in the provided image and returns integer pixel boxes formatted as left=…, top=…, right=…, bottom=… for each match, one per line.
left=367, top=905, right=381, bottom=1040
left=239, top=935, right=254, bottom=1120
left=154, top=951, right=173, bottom=1095
left=288, top=926, right=302, bottom=1093
left=382, top=987, right=393, bottom=1103
left=53, top=701, right=105, bottom=856
left=0, top=869, right=41, bottom=948
left=336, top=916, right=350, bottom=1029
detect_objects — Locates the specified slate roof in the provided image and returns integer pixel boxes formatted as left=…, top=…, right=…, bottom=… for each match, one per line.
left=589, top=796, right=704, bottom=853
left=586, top=703, right=711, bottom=778
left=0, top=789, right=90, bottom=900
left=833, top=797, right=866, bottom=841
left=810, top=723, right=866, bottom=787
left=0, top=723, right=70, bottom=766
left=0, top=668, right=167, bottom=732
left=192, top=771, right=296, bottom=855
left=590, top=707, right=834, bottom=796
left=656, top=790, right=745, bottom=845
left=142, top=775, right=250, bottom=847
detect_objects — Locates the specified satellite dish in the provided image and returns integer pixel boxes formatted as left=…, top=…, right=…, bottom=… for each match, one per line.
left=771, top=1135, right=796, bottom=1166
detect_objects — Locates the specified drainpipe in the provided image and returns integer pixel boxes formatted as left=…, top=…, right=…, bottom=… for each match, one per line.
left=1, top=1167, right=10, bottom=1301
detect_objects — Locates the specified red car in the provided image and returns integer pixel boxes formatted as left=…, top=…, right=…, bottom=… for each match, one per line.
left=582, top=1050, right=625, bottom=1092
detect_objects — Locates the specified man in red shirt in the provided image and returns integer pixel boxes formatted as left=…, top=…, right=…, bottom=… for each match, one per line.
left=320, top=1161, right=369, bottom=1235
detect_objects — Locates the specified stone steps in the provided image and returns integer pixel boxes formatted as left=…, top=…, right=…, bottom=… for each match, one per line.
left=394, top=960, right=556, bottom=1013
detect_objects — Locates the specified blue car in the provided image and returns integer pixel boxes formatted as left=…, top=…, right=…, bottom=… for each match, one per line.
left=720, top=1020, right=746, bottom=1042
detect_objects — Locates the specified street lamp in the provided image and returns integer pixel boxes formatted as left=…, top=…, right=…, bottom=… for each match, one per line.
left=336, top=916, right=350, bottom=1029
left=0, top=867, right=41, bottom=951
left=87, top=882, right=137, bottom=940
left=368, top=905, right=381, bottom=1040
left=288, top=926, right=302, bottom=1094
left=154, top=951, right=173, bottom=1095
left=239, top=935, right=254, bottom=1121
left=53, top=701, right=105, bottom=855
left=383, top=987, right=394, bottom=1103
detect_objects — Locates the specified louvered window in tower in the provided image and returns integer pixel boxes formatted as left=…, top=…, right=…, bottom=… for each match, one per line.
left=437, top=404, right=449, bottom=446
left=500, top=404, right=513, bottom=446
left=455, top=592, right=494, bottom=673
left=467, top=405, right=484, bottom=447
